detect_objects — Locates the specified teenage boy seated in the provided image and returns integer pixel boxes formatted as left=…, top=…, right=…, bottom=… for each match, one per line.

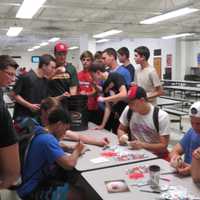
left=170, top=102, right=200, bottom=176
left=90, top=62, right=127, bottom=134
left=117, top=85, right=170, bottom=159
left=17, top=108, right=85, bottom=200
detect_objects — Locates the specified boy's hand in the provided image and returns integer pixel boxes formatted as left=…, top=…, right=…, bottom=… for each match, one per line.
left=193, top=147, right=200, bottom=160
left=177, top=162, right=191, bottom=176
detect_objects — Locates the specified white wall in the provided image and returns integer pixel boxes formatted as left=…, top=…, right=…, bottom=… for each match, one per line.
left=1, top=48, right=81, bottom=71
left=96, top=38, right=176, bottom=79
left=2, top=38, right=200, bottom=80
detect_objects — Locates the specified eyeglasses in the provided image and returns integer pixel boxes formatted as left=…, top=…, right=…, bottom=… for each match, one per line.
left=2, top=70, right=16, bottom=77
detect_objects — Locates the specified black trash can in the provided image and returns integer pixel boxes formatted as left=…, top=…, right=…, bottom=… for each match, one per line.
left=61, top=95, right=88, bottom=131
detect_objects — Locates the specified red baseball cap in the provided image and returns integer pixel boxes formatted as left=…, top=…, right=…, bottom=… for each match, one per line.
left=54, top=42, right=68, bottom=53
left=128, top=85, right=147, bottom=101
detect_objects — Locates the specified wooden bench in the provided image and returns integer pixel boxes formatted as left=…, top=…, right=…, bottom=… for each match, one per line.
left=163, top=108, right=188, bottom=130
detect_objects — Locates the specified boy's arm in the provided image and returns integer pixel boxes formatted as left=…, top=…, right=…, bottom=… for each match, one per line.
left=56, top=142, right=84, bottom=170
left=129, top=135, right=169, bottom=152
left=117, top=123, right=129, bottom=145
left=95, top=102, right=111, bottom=130
left=0, top=144, right=20, bottom=189
left=101, top=85, right=127, bottom=103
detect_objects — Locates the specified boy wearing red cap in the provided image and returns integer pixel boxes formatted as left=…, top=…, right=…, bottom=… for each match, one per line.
left=48, top=42, right=78, bottom=97
left=118, top=85, right=170, bottom=159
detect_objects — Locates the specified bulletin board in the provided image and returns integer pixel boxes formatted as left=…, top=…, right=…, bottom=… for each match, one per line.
left=153, top=57, right=162, bottom=78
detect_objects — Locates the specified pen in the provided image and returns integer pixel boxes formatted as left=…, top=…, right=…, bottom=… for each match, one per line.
left=160, top=177, right=171, bottom=182
left=160, top=171, right=177, bottom=175
left=140, top=189, right=160, bottom=194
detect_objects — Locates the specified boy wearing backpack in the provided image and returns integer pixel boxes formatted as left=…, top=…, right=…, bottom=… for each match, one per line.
left=117, top=85, right=170, bottom=159
left=17, top=108, right=85, bottom=200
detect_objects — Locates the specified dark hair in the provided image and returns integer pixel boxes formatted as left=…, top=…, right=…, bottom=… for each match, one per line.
left=117, top=47, right=130, bottom=58
left=80, top=50, right=94, bottom=61
left=48, top=108, right=71, bottom=125
left=38, top=54, right=56, bottom=69
left=134, top=46, right=150, bottom=61
left=40, top=97, right=60, bottom=112
left=90, top=62, right=106, bottom=73
left=0, top=55, right=19, bottom=70
left=102, top=48, right=117, bottom=60
left=94, top=51, right=102, bottom=60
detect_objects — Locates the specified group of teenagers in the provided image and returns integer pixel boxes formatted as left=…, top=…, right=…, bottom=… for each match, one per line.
left=0, top=42, right=200, bottom=200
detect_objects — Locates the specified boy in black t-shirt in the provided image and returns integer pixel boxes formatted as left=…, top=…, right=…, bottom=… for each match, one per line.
left=48, top=42, right=79, bottom=97
left=0, top=55, right=20, bottom=188
left=90, top=62, right=127, bottom=134
left=12, top=54, right=56, bottom=122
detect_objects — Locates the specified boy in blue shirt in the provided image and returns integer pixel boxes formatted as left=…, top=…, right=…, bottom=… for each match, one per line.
left=170, top=102, right=200, bottom=176
left=17, top=108, right=85, bottom=200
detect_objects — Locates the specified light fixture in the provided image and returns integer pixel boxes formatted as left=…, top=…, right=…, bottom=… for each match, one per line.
left=162, top=33, right=195, bottom=39
left=16, top=0, right=46, bottom=19
left=48, top=37, right=60, bottom=42
left=96, top=39, right=110, bottom=43
left=27, top=48, right=34, bottom=52
left=140, top=7, right=198, bottom=24
left=68, top=46, right=79, bottom=50
left=6, top=27, right=23, bottom=37
left=40, top=42, right=49, bottom=46
left=93, top=29, right=122, bottom=38
left=32, top=45, right=40, bottom=50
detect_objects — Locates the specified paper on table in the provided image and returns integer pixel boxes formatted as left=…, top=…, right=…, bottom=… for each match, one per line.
left=90, top=157, right=109, bottom=164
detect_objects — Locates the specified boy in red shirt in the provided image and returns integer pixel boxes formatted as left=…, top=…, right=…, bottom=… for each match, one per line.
left=78, top=51, right=101, bottom=124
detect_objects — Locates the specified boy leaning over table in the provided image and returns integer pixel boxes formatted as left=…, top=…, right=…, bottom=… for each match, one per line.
left=170, top=102, right=200, bottom=176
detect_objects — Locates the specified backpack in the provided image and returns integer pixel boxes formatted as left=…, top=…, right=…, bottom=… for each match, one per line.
left=126, top=106, right=159, bottom=140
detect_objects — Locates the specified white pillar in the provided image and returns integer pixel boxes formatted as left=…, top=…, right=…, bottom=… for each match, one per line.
left=175, top=40, right=192, bottom=80
left=79, top=34, right=96, bottom=54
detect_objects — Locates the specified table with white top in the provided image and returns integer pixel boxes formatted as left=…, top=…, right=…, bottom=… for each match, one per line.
left=82, top=159, right=200, bottom=200
left=162, top=79, right=200, bottom=87
left=164, top=85, right=200, bottom=99
left=61, top=123, right=157, bottom=172
left=157, top=97, right=181, bottom=108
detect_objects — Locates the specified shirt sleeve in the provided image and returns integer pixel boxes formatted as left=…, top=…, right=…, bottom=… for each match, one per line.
left=158, top=110, right=170, bottom=136
left=44, top=136, right=65, bottom=164
left=119, top=105, right=129, bottom=127
left=149, top=68, right=161, bottom=88
left=114, top=73, right=126, bottom=88
left=69, top=65, right=79, bottom=87
left=13, top=75, right=25, bottom=95
left=179, top=129, right=192, bottom=154
left=0, top=105, right=18, bottom=147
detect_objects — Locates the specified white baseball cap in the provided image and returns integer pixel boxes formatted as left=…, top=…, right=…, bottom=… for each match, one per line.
left=189, top=102, right=200, bottom=117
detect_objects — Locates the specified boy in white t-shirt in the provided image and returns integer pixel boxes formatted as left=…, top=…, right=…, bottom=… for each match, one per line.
left=117, top=85, right=170, bottom=160
left=134, top=46, right=163, bottom=105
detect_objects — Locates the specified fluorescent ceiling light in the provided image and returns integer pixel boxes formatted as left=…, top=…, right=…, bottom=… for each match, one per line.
left=68, top=46, right=79, bottom=50
left=162, top=33, right=195, bottom=39
left=32, top=45, right=40, bottom=50
left=93, top=29, right=122, bottom=38
left=96, top=39, right=110, bottom=43
left=48, top=37, right=60, bottom=42
left=16, top=0, right=46, bottom=19
left=40, top=42, right=48, bottom=46
left=140, top=7, right=198, bottom=24
left=6, top=27, right=23, bottom=37
left=27, top=48, right=34, bottom=52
